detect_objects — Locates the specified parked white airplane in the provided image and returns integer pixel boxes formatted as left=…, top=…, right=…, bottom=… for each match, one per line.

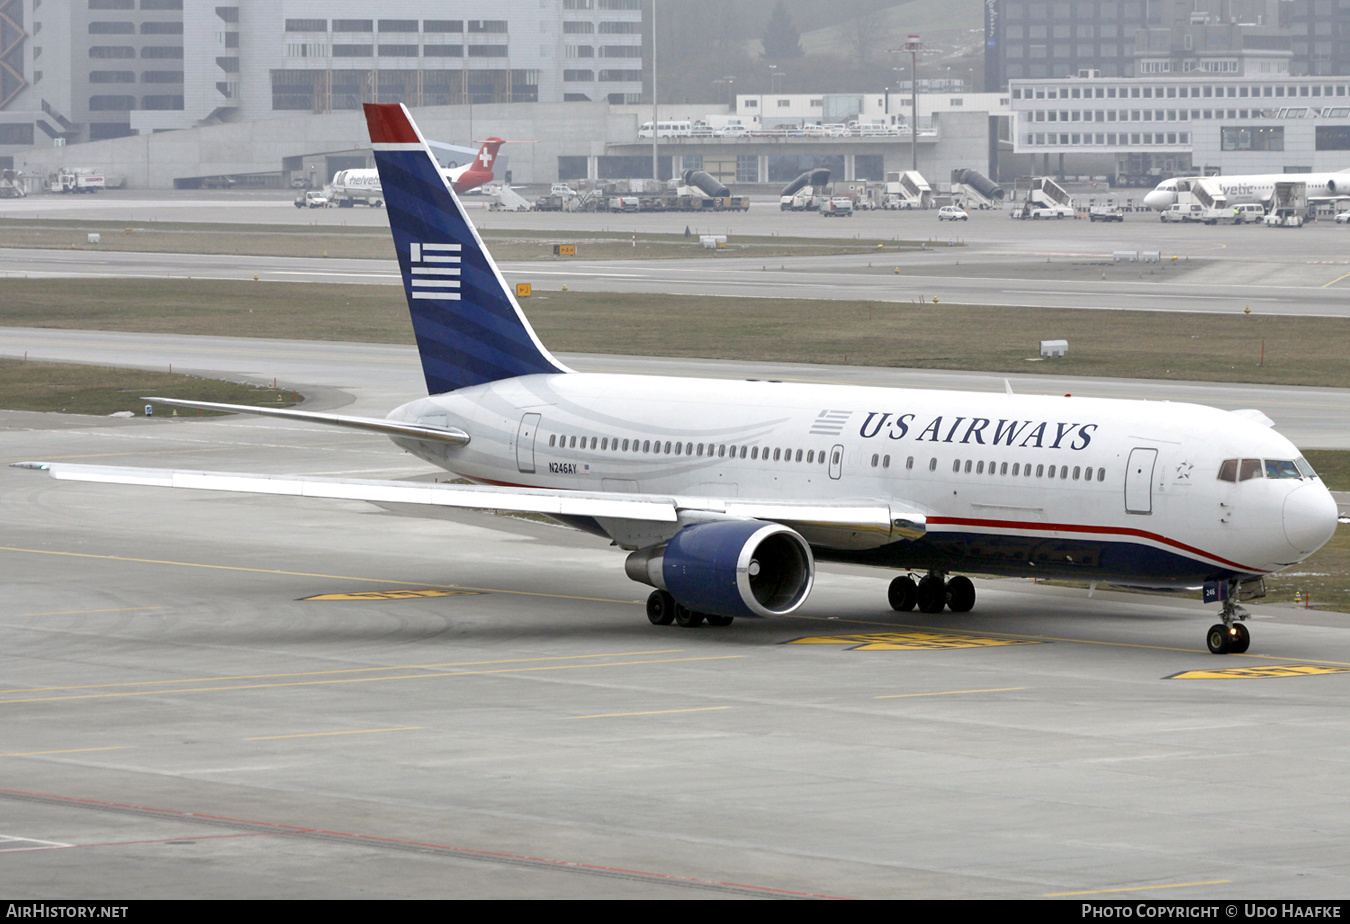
left=328, top=136, right=508, bottom=203
left=1143, top=170, right=1350, bottom=210
left=17, top=104, right=1339, bottom=654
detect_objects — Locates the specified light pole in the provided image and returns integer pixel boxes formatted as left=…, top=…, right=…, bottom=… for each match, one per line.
left=651, top=0, right=659, bottom=182
left=906, top=35, right=921, bottom=172
left=891, top=35, right=922, bottom=172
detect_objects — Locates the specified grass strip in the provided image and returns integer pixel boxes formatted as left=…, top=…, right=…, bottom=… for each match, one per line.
left=0, top=220, right=916, bottom=262
left=0, top=357, right=297, bottom=416
left=4, top=279, right=1345, bottom=389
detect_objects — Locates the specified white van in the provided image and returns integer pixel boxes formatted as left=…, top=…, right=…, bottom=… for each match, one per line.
left=637, top=121, right=692, bottom=139
left=1160, top=202, right=1203, bottom=223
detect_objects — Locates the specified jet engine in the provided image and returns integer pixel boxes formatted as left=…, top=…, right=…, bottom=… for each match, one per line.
left=1328, top=176, right=1350, bottom=195
left=625, top=520, right=814, bottom=618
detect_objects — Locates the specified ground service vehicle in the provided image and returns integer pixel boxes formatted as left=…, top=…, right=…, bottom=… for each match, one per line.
left=1011, top=176, right=1075, bottom=219
left=821, top=197, right=854, bottom=217
left=47, top=169, right=104, bottom=194
left=1161, top=202, right=1202, bottom=223
left=1208, top=203, right=1266, bottom=225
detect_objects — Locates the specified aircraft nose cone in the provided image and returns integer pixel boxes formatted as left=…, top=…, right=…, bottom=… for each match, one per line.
left=1284, top=483, right=1339, bottom=555
left=1143, top=190, right=1169, bottom=210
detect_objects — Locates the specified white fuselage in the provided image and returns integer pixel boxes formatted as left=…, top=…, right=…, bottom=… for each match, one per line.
left=329, top=160, right=477, bottom=199
left=385, top=374, right=1336, bottom=586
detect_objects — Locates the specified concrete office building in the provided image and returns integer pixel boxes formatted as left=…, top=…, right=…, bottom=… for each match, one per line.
left=1007, top=72, right=1350, bottom=181
left=0, top=0, right=643, bottom=166
left=983, top=0, right=1347, bottom=91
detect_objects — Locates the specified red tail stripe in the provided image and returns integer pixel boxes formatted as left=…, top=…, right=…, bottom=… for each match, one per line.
left=363, top=103, right=419, bottom=145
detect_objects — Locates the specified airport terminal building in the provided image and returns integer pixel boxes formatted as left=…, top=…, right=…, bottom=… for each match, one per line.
left=1008, top=73, right=1350, bottom=181
left=5, top=0, right=1348, bottom=190
left=0, top=0, right=643, bottom=155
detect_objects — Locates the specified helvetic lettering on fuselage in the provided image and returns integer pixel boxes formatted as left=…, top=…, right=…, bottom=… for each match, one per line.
left=19, top=103, right=1337, bottom=657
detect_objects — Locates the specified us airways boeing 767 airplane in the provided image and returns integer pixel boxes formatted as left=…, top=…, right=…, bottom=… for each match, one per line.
left=17, top=104, right=1339, bottom=654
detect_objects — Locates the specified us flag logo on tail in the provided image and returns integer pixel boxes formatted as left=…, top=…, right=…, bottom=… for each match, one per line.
left=408, top=242, right=462, bottom=300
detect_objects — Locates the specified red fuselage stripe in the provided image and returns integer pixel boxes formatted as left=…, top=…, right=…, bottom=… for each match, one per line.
left=928, top=515, right=1260, bottom=573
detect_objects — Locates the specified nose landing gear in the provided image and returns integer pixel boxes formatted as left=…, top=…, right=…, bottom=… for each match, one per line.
left=1207, top=621, right=1250, bottom=654
left=1206, top=579, right=1252, bottom=654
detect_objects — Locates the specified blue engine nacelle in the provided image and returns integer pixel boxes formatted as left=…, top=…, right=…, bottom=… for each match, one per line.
left=624, top=520, right=814, bottom=619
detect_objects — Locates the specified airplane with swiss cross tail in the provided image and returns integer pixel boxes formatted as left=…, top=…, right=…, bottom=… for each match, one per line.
left=15, top=103, right=1339, bottom=655
left=328, top=135, right=508, bottom=206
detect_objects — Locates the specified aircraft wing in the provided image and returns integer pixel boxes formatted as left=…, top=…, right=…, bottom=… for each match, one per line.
left=141, top=397, right=470, bottom=445
left=12, top=462, right=923, bottom=546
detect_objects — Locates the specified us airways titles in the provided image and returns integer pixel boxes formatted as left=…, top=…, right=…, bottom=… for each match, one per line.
left=857, top=412, right=1098, bottom=451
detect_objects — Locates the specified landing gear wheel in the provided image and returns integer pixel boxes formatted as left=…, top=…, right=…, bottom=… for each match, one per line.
left=1206, top=623, right=1232, bottom=654
left=1209, top=578, right=1252, bottom=654
left=705, top=614, right=735, bottom=627
left=888, top=575, right=918, bottom=612
left=674, top=604, right=705, bottom=629
left=916, top=575, right=947, bottom=614
left=646, top=590, right=675, bottom=626
left=947, top=576, right=976, bottom=613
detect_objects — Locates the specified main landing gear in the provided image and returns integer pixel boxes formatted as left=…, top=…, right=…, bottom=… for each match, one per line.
left=888, top=572, right=975, bottom=614
left=646, top=590, right=734, bottom=629
left=1206, top=580, right=1251, bottom=654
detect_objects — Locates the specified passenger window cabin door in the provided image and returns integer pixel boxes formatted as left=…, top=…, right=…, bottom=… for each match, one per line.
left=829, top=444, right=844, bottom=481
left=516, top=413, right=541, bottom=474
left=1125, top=447, right=1158, bottom=515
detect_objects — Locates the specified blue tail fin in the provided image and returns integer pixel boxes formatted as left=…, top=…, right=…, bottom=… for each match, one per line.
left=364, top=103, right=569, bottom=395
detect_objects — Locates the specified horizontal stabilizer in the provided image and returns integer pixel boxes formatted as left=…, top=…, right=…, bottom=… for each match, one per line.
left=141, top=397, right=470, bottom=445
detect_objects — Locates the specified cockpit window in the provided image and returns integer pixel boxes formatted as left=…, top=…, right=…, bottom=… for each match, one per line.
left=1265, top=459, right=1301, bottom=479
left=1219, top=458, right=1310, bottom=482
